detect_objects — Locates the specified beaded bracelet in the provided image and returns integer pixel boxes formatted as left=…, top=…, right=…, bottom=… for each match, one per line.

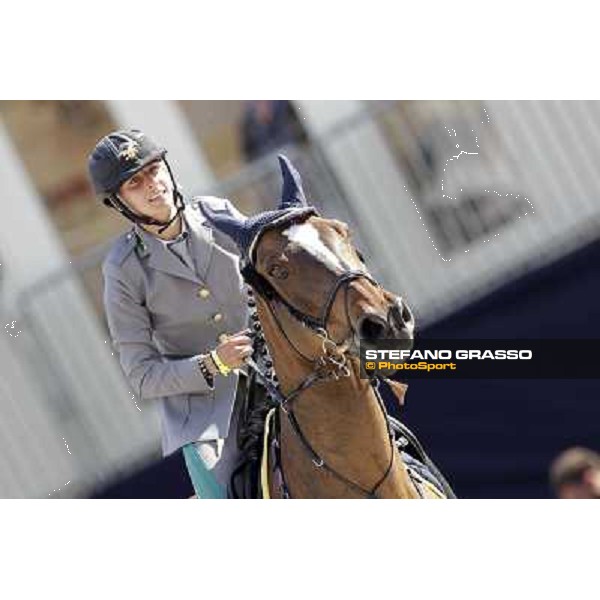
left=197, top=354, right=215, bottom=389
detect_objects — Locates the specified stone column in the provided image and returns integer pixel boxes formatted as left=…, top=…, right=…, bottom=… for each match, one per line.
left=0, top=120, right=159, bottom=497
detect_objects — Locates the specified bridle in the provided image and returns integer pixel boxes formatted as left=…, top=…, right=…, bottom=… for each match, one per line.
left=242, top=251, right=380, bottom=381
left=241, top=251, right=400, bottom=499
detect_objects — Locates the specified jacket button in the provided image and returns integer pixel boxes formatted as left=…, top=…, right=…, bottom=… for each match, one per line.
left=213, top=313, right=223, bottom=323
left=198, top=288, right=210, bottom=299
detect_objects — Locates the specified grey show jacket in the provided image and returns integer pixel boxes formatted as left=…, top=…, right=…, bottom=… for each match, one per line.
left=102, top=197, right=248, bottom=456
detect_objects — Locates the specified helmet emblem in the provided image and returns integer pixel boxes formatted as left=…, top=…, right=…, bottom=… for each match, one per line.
left=119, top=140, right=140, bottom=162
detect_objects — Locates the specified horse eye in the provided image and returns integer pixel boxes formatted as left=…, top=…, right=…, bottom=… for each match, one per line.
left=268, top=264, right=289, bottom=280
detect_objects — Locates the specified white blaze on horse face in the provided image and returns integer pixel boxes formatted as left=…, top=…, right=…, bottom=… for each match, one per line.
left=283, top=222, right=346, bottom=273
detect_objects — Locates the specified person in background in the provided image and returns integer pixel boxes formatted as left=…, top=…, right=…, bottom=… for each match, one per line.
left=549, top=446, right=600, bottom=499
left=241, top=100, right=306, bottom=163
left=87, top=129, right=252, bottom=498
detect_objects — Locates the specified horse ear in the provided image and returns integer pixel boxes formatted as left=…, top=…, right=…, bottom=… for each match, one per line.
left=198, top=197, right=248, bottom=250
left=278, top=155, right=307, bottom=209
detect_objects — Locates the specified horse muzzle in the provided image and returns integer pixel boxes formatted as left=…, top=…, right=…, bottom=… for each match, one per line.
left=355, top=296, right=414, bottom=349
left=388, top=296, right=415, bottom=338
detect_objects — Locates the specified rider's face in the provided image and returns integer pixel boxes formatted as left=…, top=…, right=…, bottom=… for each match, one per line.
left=118, top=160, right=175, bottom=221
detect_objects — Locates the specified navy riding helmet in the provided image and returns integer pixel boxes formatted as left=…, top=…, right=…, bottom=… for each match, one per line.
left=87, top=128, right=184, bottom=231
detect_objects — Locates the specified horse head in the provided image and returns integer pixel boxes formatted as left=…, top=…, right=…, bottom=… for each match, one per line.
left=201, top=155, right=415, bottom=362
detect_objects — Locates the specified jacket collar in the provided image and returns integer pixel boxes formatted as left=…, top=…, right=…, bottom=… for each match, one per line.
left=133, top=204, right=214, bottom=284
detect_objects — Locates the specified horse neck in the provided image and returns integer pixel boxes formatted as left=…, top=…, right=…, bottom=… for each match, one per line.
left=255, top=298, right=419, bottom=499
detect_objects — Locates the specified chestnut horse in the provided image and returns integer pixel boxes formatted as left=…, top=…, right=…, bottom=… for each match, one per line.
left=201, top=156, right=454, bottom=499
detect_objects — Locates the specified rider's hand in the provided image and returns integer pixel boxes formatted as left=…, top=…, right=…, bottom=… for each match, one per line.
left=214, top=329, right=253, bottom=370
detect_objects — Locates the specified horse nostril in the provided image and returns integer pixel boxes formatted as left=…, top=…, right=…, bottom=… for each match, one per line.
left=401, top=302, right=413, bottom=325
left=358, top=314, right=389, bottom=342
left=389, top=298, right=414, bottom=331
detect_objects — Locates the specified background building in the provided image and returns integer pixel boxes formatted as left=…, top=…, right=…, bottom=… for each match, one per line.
left=0, top=100, right=598, bottom=498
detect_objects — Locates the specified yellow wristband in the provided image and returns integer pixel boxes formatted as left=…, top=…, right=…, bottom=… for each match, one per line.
left=210, top=349, right=232, bottom=377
